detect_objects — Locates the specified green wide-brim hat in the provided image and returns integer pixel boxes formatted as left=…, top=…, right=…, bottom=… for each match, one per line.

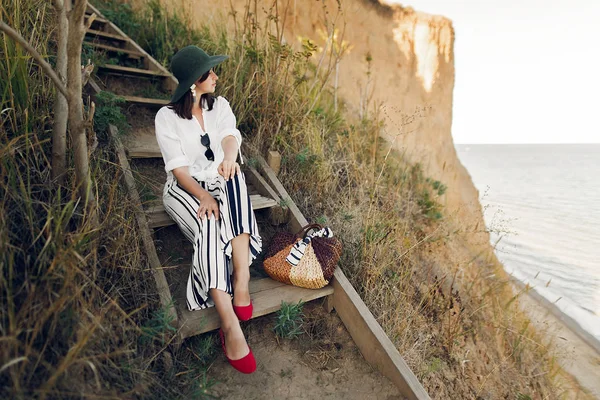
left=170, top=45, right=229, bottom=103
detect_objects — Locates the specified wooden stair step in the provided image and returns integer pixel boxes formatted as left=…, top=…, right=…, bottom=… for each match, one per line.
left=146, top=195, right=279, bottom=229
left=122, top=95, right=169, bottom=107
left=177, top=277, right=333, bottom=338
left=82, top=42, right=144, bottom=59
left=85, top=29, right=127, bottom=42
left=122, top=127, right=161, bottom=158
left=98, top=64, right=169, bottom=78
left=85, top=14, right=108, bottom=24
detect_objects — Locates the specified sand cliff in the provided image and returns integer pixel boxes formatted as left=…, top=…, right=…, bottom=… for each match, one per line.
left=173, top=0, right=487, bottom=247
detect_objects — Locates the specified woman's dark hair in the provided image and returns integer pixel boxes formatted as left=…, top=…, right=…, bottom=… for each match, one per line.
left=168, top=69, right=215, bottom=119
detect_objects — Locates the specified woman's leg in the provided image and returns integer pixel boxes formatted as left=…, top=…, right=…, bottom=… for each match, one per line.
left=164, top=179, right=224, bottom=310
left=213, top=173, right=262, bottom=306
left=210, top=288, right=249, bottom=360
left=165, top=178, right=252, bottom=360
left=231, top=233, right=251, bottom=306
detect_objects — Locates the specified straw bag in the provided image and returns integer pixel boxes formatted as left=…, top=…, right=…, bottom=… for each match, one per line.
left=263, top=224, right=342, bottom=289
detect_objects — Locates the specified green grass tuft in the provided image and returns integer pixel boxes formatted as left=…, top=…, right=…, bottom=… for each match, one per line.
left=93, top=90, right=130, bottom=135
left=274, top=301, right=305, bottom=339
left=139, top=301, right=178, bottom=345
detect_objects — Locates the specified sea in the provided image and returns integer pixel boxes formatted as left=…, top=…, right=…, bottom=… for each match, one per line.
left=455, top=144, right=600, bottom=345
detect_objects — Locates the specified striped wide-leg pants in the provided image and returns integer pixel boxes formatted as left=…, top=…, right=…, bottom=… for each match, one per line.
left=163, top=172, right=262, bottom=311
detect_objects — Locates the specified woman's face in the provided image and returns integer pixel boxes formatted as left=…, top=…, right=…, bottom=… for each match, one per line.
left=195, top=69, right=218, bottom=95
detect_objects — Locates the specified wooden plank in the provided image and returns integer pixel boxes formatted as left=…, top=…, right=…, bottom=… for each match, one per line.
left=324, top=293, right=334, bottom=313
left=257, top=155, right=306, bottom=233
left=85, top=29, right=126, bottom=42
left=168, top=272, right=286, bottom=296
left=85, top=14, right=108, bottom=24
left=332, top=270, right=430, bottom=399
left=146, top=208, right=172, bottom=229
left=124, top=130, right=275, bottom=161
left=126, top=149, right=160, bottom=159
left=123, top=126, right=161, bottom=159
left=250, top=195, right=277, bottom=209
left=108, top=124, right=178, bottom=329
left=97, top=64, right=169, bottom=78
left=245, top=166, right=290, bottom=225
left=171, top=274, right=286, bottom=295
left=122, top=95, right=169, bottom=107
left=248, top=277, right=287, bottom=293
left=178, top=279, right=333, bottom=339
left=267, top=150, right=282, bottom=175
left=245, top=166, right=281, bottom=203
left=146, top=194, right=278, bottom=229
left=82, top=41, right=144, bottom=58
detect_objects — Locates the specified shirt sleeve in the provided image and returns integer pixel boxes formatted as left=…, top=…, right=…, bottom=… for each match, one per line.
left=155, top=108, right=190, bottom=172
left=216, top=97, right=244, bottom=164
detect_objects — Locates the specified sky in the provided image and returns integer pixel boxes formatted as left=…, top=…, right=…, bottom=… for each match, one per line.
left=388, top=0, right=600, bottom=144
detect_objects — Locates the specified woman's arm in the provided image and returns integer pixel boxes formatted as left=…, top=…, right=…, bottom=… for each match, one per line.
left=216, top=98, right=243, bottom=180
left=219, top=136, right=241, bottom=180
left=172, top=166, right=219, bottom=220
left=222, top=136, right=239, bottom=162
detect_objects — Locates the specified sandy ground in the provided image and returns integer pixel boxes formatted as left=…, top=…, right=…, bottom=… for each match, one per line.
left=517, top=286, right=600, bottom=399
left=205, top=302, right=404, bottom=400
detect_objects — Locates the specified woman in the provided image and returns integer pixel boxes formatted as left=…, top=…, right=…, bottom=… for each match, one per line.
left=155, top=45, right=261, bottom=374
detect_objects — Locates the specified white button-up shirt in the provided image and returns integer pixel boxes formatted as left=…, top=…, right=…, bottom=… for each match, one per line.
left=154, top=96, right=243, bottom=183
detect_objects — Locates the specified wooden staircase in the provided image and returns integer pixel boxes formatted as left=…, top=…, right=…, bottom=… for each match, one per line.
left=85, top=4, right=334, bottom=338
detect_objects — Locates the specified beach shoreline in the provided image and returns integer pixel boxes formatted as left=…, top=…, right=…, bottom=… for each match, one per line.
left=513, top=277, right=600, bottom=398
left=511, top=277, right=600, bottom=355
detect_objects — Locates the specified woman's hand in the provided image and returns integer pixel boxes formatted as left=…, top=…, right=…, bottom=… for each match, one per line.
left=218, top=160, right=241, bottom=181
left=197, top=190, right=219, bottom=220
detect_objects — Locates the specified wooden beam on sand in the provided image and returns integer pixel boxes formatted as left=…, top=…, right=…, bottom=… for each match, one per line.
left=332, top=271, right=431, bottom=400
left=109, top=125, right=178, bottom=328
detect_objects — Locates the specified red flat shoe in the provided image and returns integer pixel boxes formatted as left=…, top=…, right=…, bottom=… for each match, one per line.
left=219, top=329, right=256, bottom=374
left=233, top=300, right=253, bottom=321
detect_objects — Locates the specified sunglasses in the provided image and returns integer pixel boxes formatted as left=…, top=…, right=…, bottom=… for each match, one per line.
left=201, top=133, right=214, bottom=161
